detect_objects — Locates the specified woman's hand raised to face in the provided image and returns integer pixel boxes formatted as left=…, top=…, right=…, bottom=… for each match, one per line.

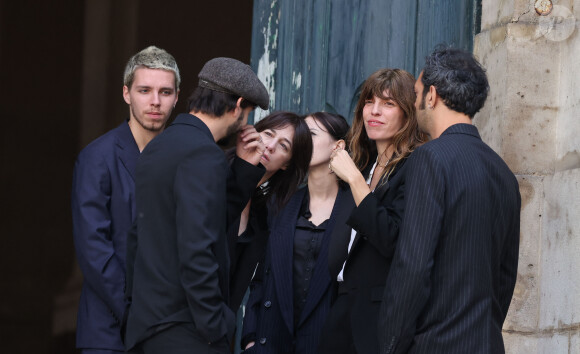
left=236, top=125, right=266, bottom=166
left=329, top=148, right=371, bottom=206
left=329, top=148, right=360, bottom=184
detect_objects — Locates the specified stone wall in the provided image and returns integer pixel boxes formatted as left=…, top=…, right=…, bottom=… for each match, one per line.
left=474, top=0, right=580, bottom=352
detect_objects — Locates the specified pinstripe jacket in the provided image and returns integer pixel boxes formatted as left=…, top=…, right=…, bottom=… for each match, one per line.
left=379, top=124, right=521, bottom=354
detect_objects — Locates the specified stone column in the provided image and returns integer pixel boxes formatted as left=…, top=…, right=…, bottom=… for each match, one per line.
left=474, top=0, right=580, bottom=352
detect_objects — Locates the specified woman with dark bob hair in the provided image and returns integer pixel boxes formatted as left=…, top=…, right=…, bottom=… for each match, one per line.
left=242, top=112, right=351, bottom=354
left=229, top=111, right=313, bottom=313
left=319, top=69, right=428, bottom=354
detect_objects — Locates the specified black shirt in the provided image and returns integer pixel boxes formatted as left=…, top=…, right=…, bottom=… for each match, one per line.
left=292, top=194, right=328, bottom=327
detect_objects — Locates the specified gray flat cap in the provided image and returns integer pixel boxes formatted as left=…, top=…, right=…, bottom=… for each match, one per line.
left=198, top=57, right=269, bottom=110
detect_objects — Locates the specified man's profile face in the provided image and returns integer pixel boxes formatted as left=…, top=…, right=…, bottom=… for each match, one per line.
left=414, top=71, right=429, bottom=134
left=225, top=106, right=253, bottom=140
left=123, top=67, right=179, bottom=132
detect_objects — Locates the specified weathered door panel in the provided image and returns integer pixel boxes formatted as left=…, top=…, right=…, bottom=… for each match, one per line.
left=251, top=0, right=479, bottom=123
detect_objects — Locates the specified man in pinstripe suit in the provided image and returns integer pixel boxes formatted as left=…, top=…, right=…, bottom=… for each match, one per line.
left=379, top=47, right=521, bottom=354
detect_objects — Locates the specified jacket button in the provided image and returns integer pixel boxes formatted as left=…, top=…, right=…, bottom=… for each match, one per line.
left=259, top=337, right=267, bottom=345
left=264, top=300, right=272, bottom=308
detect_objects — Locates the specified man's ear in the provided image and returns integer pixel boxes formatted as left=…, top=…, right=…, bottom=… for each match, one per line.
left=123, top=85, right=131, bottom=105
left=234, top=97, right=244, bottom=115
left=173, top=88, right=180, bottom=108
left=428, top=85, right=438, bottom=108
left=225, top=97, right=244, bottom=119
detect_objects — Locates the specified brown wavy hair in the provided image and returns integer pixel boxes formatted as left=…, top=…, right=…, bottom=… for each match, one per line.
left=348, top=68, right=427, bottom=181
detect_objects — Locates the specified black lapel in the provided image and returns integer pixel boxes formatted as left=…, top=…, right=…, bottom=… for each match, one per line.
left=298, top=187, right=351, bottom=326
left=269, top=187, right=307, bottom=335
left=349, top=159, right=406, bottom=253
left=327, top=189, right=355, bottom=278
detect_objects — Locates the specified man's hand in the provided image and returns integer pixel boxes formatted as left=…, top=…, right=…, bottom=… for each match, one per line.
left=236, top=125, right=265, bottom=166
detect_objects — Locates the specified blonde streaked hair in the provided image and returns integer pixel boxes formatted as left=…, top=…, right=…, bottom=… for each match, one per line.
left=123, top=45, right=181, bottom=89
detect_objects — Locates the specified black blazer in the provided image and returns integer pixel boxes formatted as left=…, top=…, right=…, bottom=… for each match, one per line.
left=242, top=186, right=352, bottom=354
left=124, top=114, right=264, bottom=350
left=379, top=124, right=521, bottom=354
left=324, top=158, right=407, bottom=354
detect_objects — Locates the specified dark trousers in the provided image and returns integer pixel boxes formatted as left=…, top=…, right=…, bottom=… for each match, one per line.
left=128, top=323, right=230, bottom=354
left=318, top=294, right=358, bottom=354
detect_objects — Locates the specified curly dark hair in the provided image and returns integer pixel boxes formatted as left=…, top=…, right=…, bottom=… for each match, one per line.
left=421, top=46, right=489, bottom=118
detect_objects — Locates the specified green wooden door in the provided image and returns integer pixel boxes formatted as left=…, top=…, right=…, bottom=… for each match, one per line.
left=250, top=0, right=480, bottom=123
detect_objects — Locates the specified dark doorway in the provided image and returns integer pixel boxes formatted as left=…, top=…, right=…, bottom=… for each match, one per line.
left=0, top=1, right=254, bottom=353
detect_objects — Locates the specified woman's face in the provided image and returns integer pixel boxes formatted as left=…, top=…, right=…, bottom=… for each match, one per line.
left=259, top=124, right=295, bottom=174
left=305, top=116, right=337, bottom=168
left=362, top=91, right=405, bottom=144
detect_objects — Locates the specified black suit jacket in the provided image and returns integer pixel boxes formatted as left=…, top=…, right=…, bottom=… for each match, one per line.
left=124, top=113, right=264, bottom=350
left=379, top=124, right=521, bottom=354
left=324, top=158, right=407, bottom=354
left=242, top=186, right=352, bottom=354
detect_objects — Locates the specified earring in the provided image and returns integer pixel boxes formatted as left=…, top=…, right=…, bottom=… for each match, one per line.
left=428, top=104, right=433, bottom=110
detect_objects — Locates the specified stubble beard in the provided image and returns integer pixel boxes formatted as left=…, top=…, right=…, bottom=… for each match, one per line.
left=417, top=91, right=429, bottom=133
left=224, top=111, right=245, bottom=140
left=130, top=105, right=167, bottom=132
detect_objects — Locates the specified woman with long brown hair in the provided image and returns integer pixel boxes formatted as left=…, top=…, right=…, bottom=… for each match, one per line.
left=319, top=68, right=427, bottom=354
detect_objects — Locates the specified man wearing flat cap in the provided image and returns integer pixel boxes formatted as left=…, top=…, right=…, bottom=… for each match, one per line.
left=125, top=57, right=269, bottom=353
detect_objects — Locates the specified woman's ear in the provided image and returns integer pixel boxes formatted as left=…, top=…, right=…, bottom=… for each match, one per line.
left=335, top=139, right=346, bottom=150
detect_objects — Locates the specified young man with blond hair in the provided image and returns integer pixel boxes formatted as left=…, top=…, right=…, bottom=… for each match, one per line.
left=72, top=46, right=179, bottom=354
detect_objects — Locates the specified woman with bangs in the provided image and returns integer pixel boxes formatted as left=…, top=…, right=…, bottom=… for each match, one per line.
left=242, top=112, right=351, bottom=354
left=228, top=111, right=313, bottom=313
left=319, top=69, right=428, bottom=354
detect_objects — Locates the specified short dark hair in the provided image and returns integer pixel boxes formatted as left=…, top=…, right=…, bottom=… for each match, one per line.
left=421, top=46, right=489, bottom=118
left=187, top=86, right=254, bottom=117
left=254, top=111, right=312, bottom=210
